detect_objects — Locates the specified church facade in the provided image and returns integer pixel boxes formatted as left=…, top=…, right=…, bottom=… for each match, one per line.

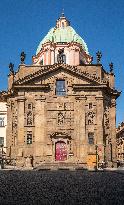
left=6, top=14, right=120, bottom=169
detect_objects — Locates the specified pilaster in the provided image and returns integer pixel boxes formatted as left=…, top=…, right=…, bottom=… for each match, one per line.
left=34, top=95, right=46, bottom=157
left=17, top=96, right=25, bottom=145
left=109, top=98, right=117, bottom=164
left=96, top=96, right=104, bottom=162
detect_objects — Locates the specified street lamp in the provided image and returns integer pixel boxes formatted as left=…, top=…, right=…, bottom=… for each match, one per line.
left=0, top=144, right=4, bottom=169
left=95, top=144, right=98, bottom=171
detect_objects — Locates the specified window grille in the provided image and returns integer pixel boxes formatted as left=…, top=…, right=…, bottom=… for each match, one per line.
left=27, top=133, right=32, bottom=144
left=0, top=137, right=4, bottom=145
left=0, top=118, right=4, bottom=127
left=88, top=133, right=94, bottom=144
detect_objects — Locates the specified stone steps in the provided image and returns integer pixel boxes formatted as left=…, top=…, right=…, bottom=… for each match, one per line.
left=34, top=162, right=85, bottom=171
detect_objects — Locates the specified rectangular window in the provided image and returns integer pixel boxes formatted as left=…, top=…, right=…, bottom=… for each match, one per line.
left=88, top=133, right=94, bottom=145
left=0, top=118, right=4, bottom=127
left=27, top=134, right=32, bottom=144
left=28, top=103, right=32, bottom=110
left=0, top=137, right=4, bottom=145
left=89, top=103, right=92, bottom=109
left=56, top=80, right=66, bottom=96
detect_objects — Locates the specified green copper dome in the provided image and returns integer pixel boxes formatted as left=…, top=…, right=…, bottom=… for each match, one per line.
left=36, top=17, right=89, bottom=55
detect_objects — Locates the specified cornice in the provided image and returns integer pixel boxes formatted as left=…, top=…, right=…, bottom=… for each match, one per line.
left=13, top=84, right=50, bottom=90
left=14, top=63, right=102, bottom=85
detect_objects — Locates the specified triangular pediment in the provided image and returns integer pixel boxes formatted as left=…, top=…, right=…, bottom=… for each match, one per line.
left=14, top=64, right=101, bottom=86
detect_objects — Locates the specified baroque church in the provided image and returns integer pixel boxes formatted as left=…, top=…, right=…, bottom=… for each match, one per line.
left=6, top=13, right=120, bottom=169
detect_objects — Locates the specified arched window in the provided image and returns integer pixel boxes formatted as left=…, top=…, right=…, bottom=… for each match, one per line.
left=62, top=22, right=64, bottom=28
left=40, top=59, right=43, bottom=65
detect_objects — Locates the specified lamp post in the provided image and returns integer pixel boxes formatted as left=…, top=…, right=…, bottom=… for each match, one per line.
left=0, top=144, right=4, bottom=169
left=95, top=144, right=98, bottom=171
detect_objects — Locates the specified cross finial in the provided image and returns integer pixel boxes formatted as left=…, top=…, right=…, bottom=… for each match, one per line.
left=62, top=8, right=64, bottom=17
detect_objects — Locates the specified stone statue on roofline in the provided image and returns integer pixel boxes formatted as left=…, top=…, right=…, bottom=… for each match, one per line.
left=20, top=51, right=26, bottom=64
left=96, top=51, right=102, bottom=64
left=109, top=62, right=114, bottom=74
left=9, top=62, right=14, bottom=74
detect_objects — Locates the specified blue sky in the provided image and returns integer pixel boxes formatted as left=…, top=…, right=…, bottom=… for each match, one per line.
left=0, top=0, right=124, bottom=125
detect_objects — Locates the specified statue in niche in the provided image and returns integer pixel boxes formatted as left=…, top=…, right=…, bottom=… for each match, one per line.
left=58, top=112, right=64, bottom=125
left=87, top=111, right=95, bottom=125
left=57, top=48, right=66, bottom=64
left=27, top=111, right=33, bottom=125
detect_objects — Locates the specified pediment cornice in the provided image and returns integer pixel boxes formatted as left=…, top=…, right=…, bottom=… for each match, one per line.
left=14, top=63, right=104, bottom=85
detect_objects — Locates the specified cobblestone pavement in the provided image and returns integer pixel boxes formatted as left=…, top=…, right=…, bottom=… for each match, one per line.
left=0, top=170, right=124, bottom=205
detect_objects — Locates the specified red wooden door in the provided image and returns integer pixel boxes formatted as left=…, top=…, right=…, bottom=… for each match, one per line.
left=55, top=141, right=67, bottom=161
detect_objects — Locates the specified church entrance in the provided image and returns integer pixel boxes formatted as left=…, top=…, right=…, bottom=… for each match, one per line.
left=55, top=141, right=67, bottom=161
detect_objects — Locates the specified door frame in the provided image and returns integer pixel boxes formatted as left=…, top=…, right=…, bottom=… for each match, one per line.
left=55, top=140, right=67, bottom=161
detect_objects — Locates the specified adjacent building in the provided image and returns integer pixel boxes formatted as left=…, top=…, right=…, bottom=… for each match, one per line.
left=0, top=92, right=7, bottom=155
left=6, top=14, right=120, bottom=169
left=116, top=122, right=124, bottom=164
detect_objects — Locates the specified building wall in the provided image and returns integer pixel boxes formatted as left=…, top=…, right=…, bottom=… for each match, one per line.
left=6, top=64, right=118, bottom=169
left=116, top=123, right=124, bottom=163
left=0, top=102, right=7, bottom=153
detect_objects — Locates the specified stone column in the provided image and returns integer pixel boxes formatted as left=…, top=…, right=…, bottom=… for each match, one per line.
left=48, top=49, right=51, bottom=65
left=78, top=97, right=86, bottom=160
left=44, top=51, right=46, bottom=65
left=75, top=49, right=79, bottom=65
left=51, top=48, right=55, bottom=65
left=74, top=98, right=80, bottom=159
left=73, top=49, right=75, bottom=65
left=46, top=50, right=48, bottom=65
left=34, top=95, right=46, bottom=159
left=74, top=97, right=86, bottom=160
left=16, top=96, right=25, bottom=167
left=70, top=49, right=75, bottom=65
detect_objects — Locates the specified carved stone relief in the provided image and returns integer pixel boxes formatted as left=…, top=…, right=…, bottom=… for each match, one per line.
left=47, top=101, right=74, bottom=136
